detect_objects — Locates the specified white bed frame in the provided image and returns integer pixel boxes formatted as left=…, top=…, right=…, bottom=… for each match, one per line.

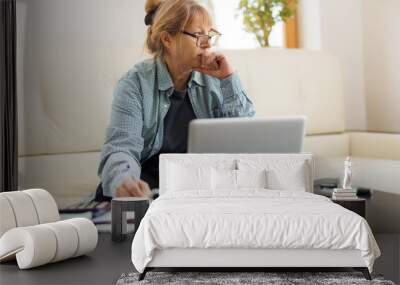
left=140, top=245, right=370, bottom=280
left=148, top=248, right=365, bottom=268
left=139, top=154, right=371, bottom=281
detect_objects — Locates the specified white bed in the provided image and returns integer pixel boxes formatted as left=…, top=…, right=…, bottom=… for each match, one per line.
left=131, top=154, right=380, bottom=280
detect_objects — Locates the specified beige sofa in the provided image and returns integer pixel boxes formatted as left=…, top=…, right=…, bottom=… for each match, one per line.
left=18, top=49, right=400, bottom=233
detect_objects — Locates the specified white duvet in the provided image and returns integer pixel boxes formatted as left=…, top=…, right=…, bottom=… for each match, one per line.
left=131, top=190, right=380, bottom=273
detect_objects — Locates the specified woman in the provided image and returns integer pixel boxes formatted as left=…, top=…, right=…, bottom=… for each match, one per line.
left=96, top=0, right=255, bottom=199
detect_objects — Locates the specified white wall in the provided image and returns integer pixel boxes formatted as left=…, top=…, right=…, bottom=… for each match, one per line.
left=297, top=0, right=321, bottom=50
left=319, top=0, right=367, bottom=132
left=299, top=0, right=367, bottom=130
left=363, top=0, right=400, bottom=133
left=16, top=0, right=148, bottom=156
left=298, top=0, right=367, bottom=132
left=299, top=0, right=400, bottom=134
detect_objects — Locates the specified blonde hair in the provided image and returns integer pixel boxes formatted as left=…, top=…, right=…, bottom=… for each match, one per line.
left=144, top=0, right=212, bottom=59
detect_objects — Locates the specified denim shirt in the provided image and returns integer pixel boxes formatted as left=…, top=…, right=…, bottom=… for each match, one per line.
left=98, top=58, right=256, bottom=197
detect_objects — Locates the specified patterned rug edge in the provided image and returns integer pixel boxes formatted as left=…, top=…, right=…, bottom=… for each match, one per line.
left=116, top=271, right=396, bottom=285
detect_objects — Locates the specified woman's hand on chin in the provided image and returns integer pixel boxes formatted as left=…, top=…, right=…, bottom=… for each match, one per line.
left=193, top=52, right=235, bottom=80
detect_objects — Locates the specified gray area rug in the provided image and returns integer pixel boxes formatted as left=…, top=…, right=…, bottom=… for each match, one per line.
left=117, top=271, right=396, bottom=285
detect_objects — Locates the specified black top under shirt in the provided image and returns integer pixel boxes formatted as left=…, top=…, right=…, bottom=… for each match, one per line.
left=140, top=89, right=196, bottom=189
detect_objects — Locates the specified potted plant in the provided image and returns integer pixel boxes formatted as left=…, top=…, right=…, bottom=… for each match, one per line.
left=238, top=0, right=298, bottom=47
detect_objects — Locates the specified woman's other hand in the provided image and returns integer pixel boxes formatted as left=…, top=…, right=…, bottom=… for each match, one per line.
left=115, top=177, right=152, bottom=198
left=193, top=52, right=234, bottom=80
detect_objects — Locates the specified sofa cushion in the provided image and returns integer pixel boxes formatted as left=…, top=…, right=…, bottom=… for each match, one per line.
left=223, top=49, right=346, bottom=135
left=19, top=49, right=346, bottom=157
left=303, top=133, right=350, bottom=157
left=349, top=132, right=400, bottom=160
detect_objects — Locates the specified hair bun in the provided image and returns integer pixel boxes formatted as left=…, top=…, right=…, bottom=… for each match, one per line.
left=144, top=7, right=158, bottom=26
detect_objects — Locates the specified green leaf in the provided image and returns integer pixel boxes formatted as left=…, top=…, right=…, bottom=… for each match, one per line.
left=237, top=0, right=297, bottom=47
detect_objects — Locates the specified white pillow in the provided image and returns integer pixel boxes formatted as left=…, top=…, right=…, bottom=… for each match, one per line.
left=238, top=159, right=308, bottom=191
left=211, top=169, right=268, bottom=191
left=267, top=162, right=307, bottom=191
left=236, top=169, right=268, bottom=189
left=211, top=168, right=236, bottom=190
left=167, top=162, right=212, bottom=191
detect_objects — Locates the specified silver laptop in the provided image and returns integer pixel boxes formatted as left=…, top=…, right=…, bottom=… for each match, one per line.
left=187, top=116, right=306, bottom=153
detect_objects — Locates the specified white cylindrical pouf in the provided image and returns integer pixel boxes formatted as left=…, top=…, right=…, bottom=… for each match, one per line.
left=64, top=218, right=98, bottom=257
left=42, top=221, right=79, bottom=262
left=0, top=196, right=17, bottom=237
left=1, top=192, right=39, bottom=227
left=0, top=226, right=57, bottom=269
left=0, top=219, right=98, bottom=269
left=24, top=189, right=59, bottom=223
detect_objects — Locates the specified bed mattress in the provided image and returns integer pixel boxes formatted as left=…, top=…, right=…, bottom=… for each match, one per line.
left=131, top=190, right=380, bottom=273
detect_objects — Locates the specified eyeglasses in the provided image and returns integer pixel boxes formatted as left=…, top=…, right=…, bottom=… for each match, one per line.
left=181, top=29, right=221, bottom=47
